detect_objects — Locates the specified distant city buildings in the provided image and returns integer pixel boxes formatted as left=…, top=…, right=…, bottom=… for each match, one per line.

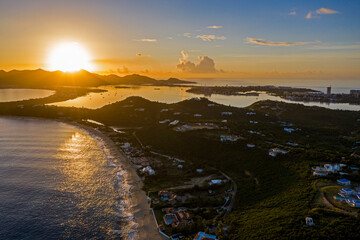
left=350, top=89, right=360, bottom=98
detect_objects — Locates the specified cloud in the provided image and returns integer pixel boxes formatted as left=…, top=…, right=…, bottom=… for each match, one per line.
left=135, top=38, right=157, bottom=42
left=183, top=33, right=191, bottom=38
left=195, top=35, right=226, bottom=41
left=289, top=10, right=296, bottom=15
left=305, top=12, right=314, bottom=19
left=176, top=51, right=217, bottom=73
left=316, top=8, right=339, bottom=14
left=246, top=37, right=320, bottom=46
left=306, top=8, right=339, bottom=19
left=207, top=25, right=222, bottom=29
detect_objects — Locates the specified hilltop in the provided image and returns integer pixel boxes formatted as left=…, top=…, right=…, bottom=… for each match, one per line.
left=0, top=69, right=195, bottom=88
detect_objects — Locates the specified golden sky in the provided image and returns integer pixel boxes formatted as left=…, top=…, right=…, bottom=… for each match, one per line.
left=0, top=0, right=359, bottom=79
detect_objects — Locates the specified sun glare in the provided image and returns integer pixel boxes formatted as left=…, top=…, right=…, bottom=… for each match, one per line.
left=48, top=42, right=93, bottom=72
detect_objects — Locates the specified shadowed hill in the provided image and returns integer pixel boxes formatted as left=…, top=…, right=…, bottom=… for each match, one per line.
left=0, top=69, right=195, bottom=87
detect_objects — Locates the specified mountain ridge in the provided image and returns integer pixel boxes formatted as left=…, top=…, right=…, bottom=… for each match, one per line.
left=0, top=69, right=195, bottom=87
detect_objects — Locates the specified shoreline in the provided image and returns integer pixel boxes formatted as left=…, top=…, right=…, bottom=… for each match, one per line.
left=0, top=116, right=164, bottom=240
left=66, top=121, right=165, bottom=240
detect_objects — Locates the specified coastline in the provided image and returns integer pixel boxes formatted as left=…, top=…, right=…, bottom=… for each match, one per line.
left=0, top=116, right=164, bottom=240
left=67, top=121, right=165, bottom=240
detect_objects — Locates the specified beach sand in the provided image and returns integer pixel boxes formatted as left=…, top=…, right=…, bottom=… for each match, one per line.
left=70, top=122, right=166, bottom=240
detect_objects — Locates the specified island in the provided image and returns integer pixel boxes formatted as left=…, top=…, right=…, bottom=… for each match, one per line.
left=187, top=86, right=360, bottom=105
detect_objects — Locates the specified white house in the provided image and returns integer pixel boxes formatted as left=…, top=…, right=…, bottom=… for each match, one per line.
left=194, top=113, right=202, bottom=117
left=209, top=180, right=222, bottom=185
left=284, top=128, right=295, bottom=133
left=159, top=119, right=170, bottom=124
left=247, top=143, right=256, bottom=148
left=169, top=120, right=179, bottom=126
left=269, top=148, right=288, bottom=157
left=305, top=217, right=315, bottom=226
left=160, top=108, right=169, bottom=112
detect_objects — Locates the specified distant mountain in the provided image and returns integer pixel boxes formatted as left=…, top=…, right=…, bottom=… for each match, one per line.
left=0, top=69, right=195, bottom=88
left=158, top=77, right=196, bottom=85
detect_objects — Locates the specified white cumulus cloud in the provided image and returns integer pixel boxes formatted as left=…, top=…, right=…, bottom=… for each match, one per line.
left=176, top=51, right=217, bottom=73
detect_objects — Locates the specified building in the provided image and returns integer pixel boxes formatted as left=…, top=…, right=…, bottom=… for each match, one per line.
left=326, top=86, right=331, bottom=95
left=209, top=179, right=222, bottom=185
left=220, top=134, right=240, bottom=142
left=347, top=199, right=360, bottom=208
left=159, top=191, right=177, bottom=202
left=247, top=143, right=256, bottom=148
left=339, top=188, right=356, bottom=197
left=313, top=169, right=328, bottom=176
left=194, top=232, right=218, bottom=240
left=284, top=128, right=295, bottom=133
left=159, top=119, right=171, bottom=124
left=221, top=112, right=232, bottom=115
left=269, top=148, right=288, bottom=157
left=305, top=217, right=315, bottom=226
left=163, top=208, right=192, bottom=228
left=324, top=164, right=341, bottom=173
left=350, top=89, right=360, bottom=98
left=169, top=120, right=179, bottom=126
left=140, top=166, right=155, bottom=175
left=337, top=178, right=351, bottom=186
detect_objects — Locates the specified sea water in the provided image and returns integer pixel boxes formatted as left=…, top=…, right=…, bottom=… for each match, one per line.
left=0, top=117, right=136, bottom=239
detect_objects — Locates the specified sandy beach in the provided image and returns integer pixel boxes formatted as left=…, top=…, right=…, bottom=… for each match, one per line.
left=69, top=121, right=166, bottom=240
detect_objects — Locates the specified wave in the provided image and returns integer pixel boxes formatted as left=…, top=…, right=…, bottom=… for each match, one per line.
left=94, top=136, right=139, bottom=240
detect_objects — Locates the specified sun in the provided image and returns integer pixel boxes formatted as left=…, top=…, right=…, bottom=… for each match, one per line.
left=47, top=42, right=94, bottom=72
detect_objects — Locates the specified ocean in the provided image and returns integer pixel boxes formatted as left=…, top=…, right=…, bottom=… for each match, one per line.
left=0, top=117, right=136, bottom=239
